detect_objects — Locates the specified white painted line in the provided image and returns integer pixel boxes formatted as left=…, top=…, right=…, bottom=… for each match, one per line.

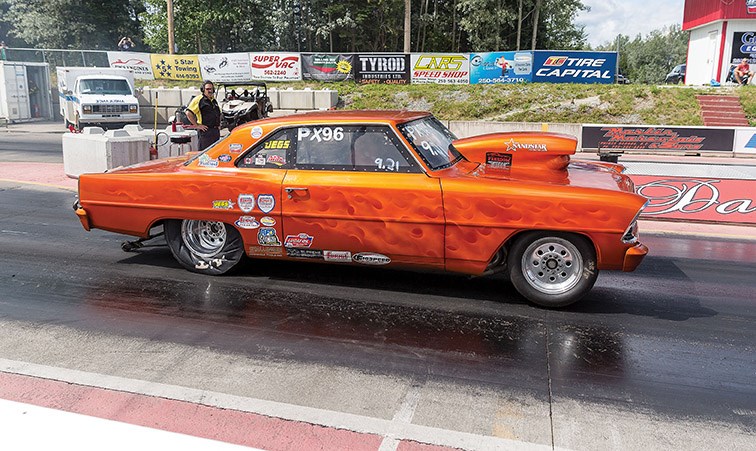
left=379, top=383, right=424, bottom=451
left=0, top=358, right=559, bottom=451
left=0, top=398, right=259, bottom=451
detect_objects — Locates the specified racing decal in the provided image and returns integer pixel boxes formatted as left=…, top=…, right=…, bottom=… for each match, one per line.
left=581, top=126, right=735, bottom=152
left=352, top=252, right=391, bottom=265
left=237, top=194, right=255, bottom=213
left=470, top=51, right=533, bottom=84
left=229, top=143, right=243, bottom=152
left=286, top=248, right=324, bottom=259
left=260, top=216, right=276, bottom=227
left=749, top=0, right=756, bottom=14
left=218, top=154, right=233, bottom=163
left=199, top=52, right=252, bottom=83
left=486, top=152, right=512, bottom=169
left=734, top=128, right=756, bottom=155
left=506, top=139, right=547, bottom=152
left=532, top=51, right=616, bottom=84
left=323, top=250, right=352, bottom=262
left=354, top=54, right=410, bottom=85
left=251, top=126, right=263, bottom=139
left=266, top=154, right=286, bottom=166
left=150, top=54, right=202, bottom=81
left=410, top=53, right=469, bottom=84
left=257, top=194, right=275, bottom=213
left=297, top=127, right=344, bottom=142
left=257, top=227, right=281, bottom=246
left=264, top=140, right=290, bottom=149
left=249, top=52, right=302, bottom=81
left=254, top=155, right=266, bottom=166
left=212, top=199, right=235, bottom=210
left=633, top=176, right=756, bottom=225
left=107, top=51, right=155, bottom=79
left=284, top=233, right=314, bottom=248
left=248, top=245, right=283, bottom=257
left=235, top=216, right=260, bottom=229
left=198, top=154, right=219, bottom=167
left=302, top=54, right=354, bottom=82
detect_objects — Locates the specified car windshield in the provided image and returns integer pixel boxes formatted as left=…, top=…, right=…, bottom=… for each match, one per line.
left=79, top=79, right=132, bottom=95
left=398, top=116, right=462, bottom=170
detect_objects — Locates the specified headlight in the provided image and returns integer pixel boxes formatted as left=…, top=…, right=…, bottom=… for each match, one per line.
left=622, top=200, right=649, bottom=244
left=82, top=105, right=93, bottom=113
left=129, top=104, right=138, bottom=113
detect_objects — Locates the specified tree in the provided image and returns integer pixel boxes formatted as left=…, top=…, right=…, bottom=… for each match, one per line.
left=5, top=0, right=144, bottom=50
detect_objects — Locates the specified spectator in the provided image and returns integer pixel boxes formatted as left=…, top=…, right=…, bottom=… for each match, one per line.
left=0, top=41, right=7, bottom=61
left=735, top=58, right=753, bottom=86
left=186, top=80, right=222, bottom=150
left=117, top=36, right=134, bottom=51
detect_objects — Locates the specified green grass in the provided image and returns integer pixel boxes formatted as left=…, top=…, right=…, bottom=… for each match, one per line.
left=140, top=79, right=756, bottom=126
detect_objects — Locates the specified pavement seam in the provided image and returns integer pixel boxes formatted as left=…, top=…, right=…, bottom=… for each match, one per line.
left=0, top=358, right=556, bottom=451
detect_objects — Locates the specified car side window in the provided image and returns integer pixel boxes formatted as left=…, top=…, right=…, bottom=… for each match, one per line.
left=293, top=125, right=420, bottom=173
left=237, top=128, right=294, bottom=169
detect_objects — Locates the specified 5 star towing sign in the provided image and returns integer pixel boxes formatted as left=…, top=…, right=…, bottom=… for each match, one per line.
left=149, top=54, right=202, bottom=81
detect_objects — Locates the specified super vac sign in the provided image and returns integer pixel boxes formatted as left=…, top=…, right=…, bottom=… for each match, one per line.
left=532, top=51, right=616, bottom=84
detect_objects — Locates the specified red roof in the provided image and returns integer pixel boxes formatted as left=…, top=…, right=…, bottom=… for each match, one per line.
left=684, top=0, right=756, bottom=30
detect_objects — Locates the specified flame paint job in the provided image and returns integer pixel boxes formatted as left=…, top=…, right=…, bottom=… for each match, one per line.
left=76, top=110, right=648, bottom=276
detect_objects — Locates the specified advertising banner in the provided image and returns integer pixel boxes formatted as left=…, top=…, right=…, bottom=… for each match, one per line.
left=150, top=54, right=202, bottom=81
left=302, top=54, right=354, bottom=82
left=734, top=127, right=756, bottom=155
left=470, top=51, right=533, bottom=84
left=633, top=175, right=756, bottom=225
left=250, top=52, right=302, bottom=81
left=582, top=126, right=735, bottom=152
left=532, top=51, right=616, bottom=84
left=730, top=32, right=756, bottom=64
left=354, top=54, right=410, bottom=84
left=107, top=52, right=154, bottom=79
left=198, top=52, right=252, bottom=83
left=410, top=53, right=470, bottom=84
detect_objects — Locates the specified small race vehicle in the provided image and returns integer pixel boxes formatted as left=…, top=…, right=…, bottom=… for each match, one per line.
left=74, top=111, right=648, bottom=308
left=218, top=82, right=273, bottom=131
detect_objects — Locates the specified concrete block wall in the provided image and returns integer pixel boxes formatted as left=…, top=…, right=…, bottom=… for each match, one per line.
left=136, top=87, right=338, bottom=125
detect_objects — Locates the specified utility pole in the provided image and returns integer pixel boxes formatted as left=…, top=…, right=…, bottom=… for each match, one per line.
left=531, top=0, right=542, bottom=51
left=404, top=0, right=411, bottom=53
left=516, top=0, right=523, bottom=51
left=167, top=0, right=175, bottom=54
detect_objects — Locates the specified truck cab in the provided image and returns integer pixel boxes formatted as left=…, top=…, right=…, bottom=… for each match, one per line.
left=57, top=67, right=140, bottom=131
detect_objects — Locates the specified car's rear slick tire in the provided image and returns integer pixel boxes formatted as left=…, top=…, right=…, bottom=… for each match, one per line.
left=508, top=231, right=598, bottom=308
left=164, top=219, right=245, bottom=275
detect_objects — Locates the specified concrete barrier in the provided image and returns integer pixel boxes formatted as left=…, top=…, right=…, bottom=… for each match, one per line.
left=314, top=89, right=338, bottom=110
left=278, top=88, right=314, bottom=110
left=62, top=128, right=150, bottom=178
left=123, top=124, right=199, bottom=156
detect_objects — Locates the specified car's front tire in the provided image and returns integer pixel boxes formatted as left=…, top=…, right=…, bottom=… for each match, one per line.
left=508, top=231, right=598, bottom=308
left=164, top=219, right=245, bottom=275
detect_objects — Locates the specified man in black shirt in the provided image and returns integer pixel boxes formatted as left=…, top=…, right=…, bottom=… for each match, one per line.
left=186, top=80, right=221, bottom=150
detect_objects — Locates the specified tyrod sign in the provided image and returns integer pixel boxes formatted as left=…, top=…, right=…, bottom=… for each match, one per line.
left=354, top=54, right=410, bottom=84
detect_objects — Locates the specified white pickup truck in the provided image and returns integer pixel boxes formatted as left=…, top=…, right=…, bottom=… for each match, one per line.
left=57, top=67, right=141, bottom=130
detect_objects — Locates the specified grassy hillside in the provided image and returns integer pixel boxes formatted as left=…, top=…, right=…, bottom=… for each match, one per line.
left=142, top=80, right=756, bottom=126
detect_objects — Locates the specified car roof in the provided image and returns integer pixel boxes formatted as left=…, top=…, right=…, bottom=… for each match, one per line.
left=237, top=110, right=432, bottom=129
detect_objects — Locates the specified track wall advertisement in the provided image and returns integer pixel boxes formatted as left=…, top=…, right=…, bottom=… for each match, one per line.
left=531, top=51, right=617, bottom=84
left=354, top=54, right=410, bottom=84
left=301, top=54, right=354, bottom=82
left=410, top=54, right=469, bottom=84
left=469, top=51, right=533, bottom=84
left=249, top=53, right=302, bottom=81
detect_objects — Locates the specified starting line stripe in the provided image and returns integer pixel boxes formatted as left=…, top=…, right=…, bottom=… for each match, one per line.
left=0, top=358, right=554, bottom=451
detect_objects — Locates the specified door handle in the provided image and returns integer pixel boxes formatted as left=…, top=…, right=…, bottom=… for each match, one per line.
left=284, top=187, right=308, bottom=199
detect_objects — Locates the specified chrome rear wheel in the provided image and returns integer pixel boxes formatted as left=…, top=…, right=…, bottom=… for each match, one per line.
left=181, top=220, right=227, bottom=258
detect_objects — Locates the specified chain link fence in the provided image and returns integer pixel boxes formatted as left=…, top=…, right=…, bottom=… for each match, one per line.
left=2, top=47, right=110, bottom=75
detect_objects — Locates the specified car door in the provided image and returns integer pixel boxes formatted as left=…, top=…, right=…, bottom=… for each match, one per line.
left=281, top=124, right=445, bottom=269
left=231, top=128, right=294, bottom=259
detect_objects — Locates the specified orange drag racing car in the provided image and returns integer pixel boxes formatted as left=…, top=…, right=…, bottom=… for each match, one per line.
left=74, top=111, right=648, bottom=307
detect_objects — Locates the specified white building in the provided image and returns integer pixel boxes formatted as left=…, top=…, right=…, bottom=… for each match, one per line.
left=684, top=0, right=756, bottom=85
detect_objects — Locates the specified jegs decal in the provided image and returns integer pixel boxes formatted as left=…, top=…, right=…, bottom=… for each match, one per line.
left=264, top=140, right=290, bottom=149
left=212, top=199, right=235, bottom=210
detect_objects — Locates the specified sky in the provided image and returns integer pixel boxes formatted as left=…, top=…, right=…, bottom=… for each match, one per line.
left=576, top=0, right=686, bottom=47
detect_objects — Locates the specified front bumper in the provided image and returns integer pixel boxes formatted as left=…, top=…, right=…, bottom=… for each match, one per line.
left=622, top=242, right=648, bottom=272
